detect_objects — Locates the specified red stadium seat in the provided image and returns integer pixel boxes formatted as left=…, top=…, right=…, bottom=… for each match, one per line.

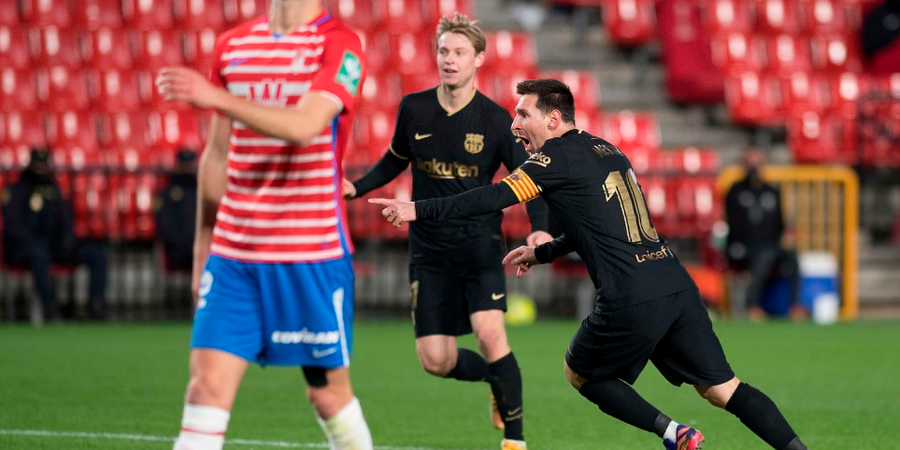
left=484, top=31, right=537, bottom=72
left=135, top=30, right=186, bottom=72
left=601, top=111, right=661, bottom=154
left=21, top=0, right=72, bottom=27
left=810, top=34, right=863, bottom=73
left=764, top=34, right=812, bottom=74
left=149, top=110, right=206, bottom=150
left=99, top=111, right=154, bottom=149
left=603, top=0, right=656, bottom=47
left=93, top=69, right=144, bottom=113
left=799, top=0, right=850, bottom=35
left=501, top=203, right=531, bottom=241
left=176, top=0, right=227, bottom=31
left=573, top=107, right=603, bottom=137
left=225, top=0, right=268, bottom=27
left=376, top=0, right=425, bottom=35
left=38, top=66, right=91, bottom=112
left=74, top=0, right=124, bottom=30
left=184, top=29, right=218, bottom=73
left=538, top=70, right=601, bottom=111
left=423, top=0, right=474, bottom=24
left=776, top=71, right=830, bottom=115
left=0, top=68, right=40, bottom=112
left=84, top=28, right=134, bottom=71
left=32, top=26, right=84, bottom=69
left=787, top=110, right=856, bottom=164
left=401, top=72, right=440, bottom=95
left=710, top=31, right=765, bottom=71
left=827, top=71, right=861, bottom=118
left=753, top=0, right=803, bottom=34
left=667, top=146, right=720, bottom=174
left=490, top=68, right=539, bottom=112
left=724, top=70, right=783, bottom=125
left=702, top=0, right=753, bottom=34
left=672, top=176, right=719, bottom=237
left=360, top=71, right=403, bottom=113
left=657, top=0, right=725, bottom=104
left=123, top=0, right=175, bottom=30
left=637, top=174, right=675, bottom=235
left=47, top=111, right=100, bottom=151
left=2, top=110, right=47, bottom=151
left=0, top=26, right=31, bottom=70
left=358, top=31, right=390, bottom=75
left=352, top=109, right=395, bottom=159
left=0, top=0, right=18, bottom=26
left=388, top=32, right=435, bottom=76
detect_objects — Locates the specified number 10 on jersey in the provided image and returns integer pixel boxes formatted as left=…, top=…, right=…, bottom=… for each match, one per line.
left=603, top=168, right=659, bottom=243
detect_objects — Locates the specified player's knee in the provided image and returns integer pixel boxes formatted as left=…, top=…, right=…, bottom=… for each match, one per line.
left=307, top=385, right=343, bottom=416
left=185, top=374, right=228, bottom=405
left=417, top=347, right=453, bottom=377
left=475, top=327, right=503, bottom=354
left=695, top=378, right=740, bottom=408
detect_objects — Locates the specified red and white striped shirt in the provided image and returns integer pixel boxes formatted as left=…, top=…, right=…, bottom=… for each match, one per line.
left=208, top=12, right=365, bottom=263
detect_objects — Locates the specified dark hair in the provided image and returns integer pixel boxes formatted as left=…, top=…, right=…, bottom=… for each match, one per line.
left=515, top=79, right=576, bottom=125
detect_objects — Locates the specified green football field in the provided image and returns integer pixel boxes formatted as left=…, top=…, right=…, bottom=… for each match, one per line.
left=1, top=320, right=897, bottom=449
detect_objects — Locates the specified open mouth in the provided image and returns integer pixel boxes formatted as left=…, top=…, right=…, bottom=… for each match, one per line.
left=518, top=135, right=530, bottom=148
left=443, top=68, right=457, bottom=75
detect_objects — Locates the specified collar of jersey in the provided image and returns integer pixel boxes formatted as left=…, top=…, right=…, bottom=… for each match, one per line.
left=437, top=87, right=477, bottom=117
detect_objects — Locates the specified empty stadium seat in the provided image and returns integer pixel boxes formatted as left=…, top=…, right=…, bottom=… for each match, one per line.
left=47, top=111, right=100, bottom=151
left=573, top=107, right=603, bottom=139
left=724, top=70, right=783, bottom=125
left=32, top=26, right=84, bottom=69
left=150, top=110, right=206, bottom=150
left=123, top=0, right=176, bottom=30
left=787, top=110, right=856, bottom=164
left=776, top=71, right=830, bottom=115
left=800, top=0, right=850, bottom=35
left=99, top=111, right=154, bottom=149
left=225, top=0, right=268, bottom=27
left=601, top=111, right=661, bottom=153
left=703, top=0, right=753, bottom=34
left=327, top=0, right=374, bottom=32
left=827, top=71, right=861, bottom=118
left=483, top=31, right=537, bottom=72
left=0, top=68, right=40, bottom=112
left=764, top=34, right=812, bottom=74
left=184, top=29, right=218, bottom=73
left=352, top=109, right=395, bottom=160
left=667, top=146, right=720, bottom=174
left=135, top=30, right=186, bottom=72
left=710, top=31, right=765, bottom=71
left=490, top=68, right=539, bottom=112
left=38, top=66, right=91, bottom=112
left=753, top=0, right=803, bottom=34
left=376, top=0, right=425, bottom=35
left=538, top=70, right=601, bottom=111
left=810, top=34, right=863, bottom=73
left=0, top=1, right=18, bottom=26
left=360, top=71, right=403, bottom=113
left=0, top=26, right=31, bottom=70
left=388, top=32, right=435, bottom=76
left=21, top=0, right=72, bottom=27
left=423, top=0, right=474, bottom=24
left=401, top=72, right=441, bottom=95
left=84, top=28, right=134, bottom=71
left=2, top=110, right=47, bottom=151
left=74, top=0, right=124, bottom=30
left=176, top=0, right=227, bottom=30
left=603, top=0, right=656, bottom=47
left=637, top=174, right=675, bottom=235
left=93, top=69, right=144, bottom=113
left=658, top=0, right=725, bottom=104
left=672, top=176, right=719, bottom=236
left=358, top=31, right=390, bottom=75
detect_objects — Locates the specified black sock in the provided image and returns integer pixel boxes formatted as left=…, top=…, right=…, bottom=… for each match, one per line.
left=578, top=378, right=665, bottom=435
left=725, top=382, right=805, bottom=450
left=488, top=352, right=524, bottom=441
left=445, top=348, right=490, bottom=382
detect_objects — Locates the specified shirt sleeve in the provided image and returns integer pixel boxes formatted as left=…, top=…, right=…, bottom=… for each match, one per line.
left=505, top=145, right=569, bottom=203
left=208, top=33, right=229, bottom=88
left=387, top=98, right=412, bottom=160
left=308, top=28, right=366, bottom=115
left=534, top=233, right=576, bottom=263
left=416, top=182, right=520, bottom=222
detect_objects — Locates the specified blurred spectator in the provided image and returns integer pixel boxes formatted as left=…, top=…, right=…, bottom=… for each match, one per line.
left=862, top=0, right=900, bottom=74
left=155, top=148, right=197, bottom=272
left=1, top=148, right=109, bottom=321
left=724, top=148, right=805, bottom=322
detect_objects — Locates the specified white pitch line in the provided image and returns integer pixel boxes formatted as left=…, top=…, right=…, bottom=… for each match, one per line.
left=0, top=429, right=488, bottom=450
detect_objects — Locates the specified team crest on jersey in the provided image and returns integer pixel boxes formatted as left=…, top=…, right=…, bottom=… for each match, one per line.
left=335, top=51, right=362, bottom=96
left=464, top=133, right=485, bottom=154
left=248, top=78, right=288, bottom=107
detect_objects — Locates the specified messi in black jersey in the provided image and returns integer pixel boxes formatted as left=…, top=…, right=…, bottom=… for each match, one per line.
left=344, top=14, right=548, bottom=448
left=372, top=79, right=809, bottom=450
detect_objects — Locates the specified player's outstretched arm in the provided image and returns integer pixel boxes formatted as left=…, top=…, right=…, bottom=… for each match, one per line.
left=156, top=66, right=340, bottom=148
left=346, top=150, right=410, bottom=200
left=370, top=182, right=520, bottom=226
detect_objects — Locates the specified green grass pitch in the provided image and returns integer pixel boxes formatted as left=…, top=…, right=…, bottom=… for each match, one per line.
left=0, top=320, right=897, bottom=449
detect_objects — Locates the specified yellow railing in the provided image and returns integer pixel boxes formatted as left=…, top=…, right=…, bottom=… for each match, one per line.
left=717, top=166, right=859, bottom=320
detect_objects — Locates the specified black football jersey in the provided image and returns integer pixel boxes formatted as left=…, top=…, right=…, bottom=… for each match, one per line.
left=417, top=129, right=696, bottom=310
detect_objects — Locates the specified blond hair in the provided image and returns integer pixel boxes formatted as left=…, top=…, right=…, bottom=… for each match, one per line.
left=436, top=13, right=486, bottom=54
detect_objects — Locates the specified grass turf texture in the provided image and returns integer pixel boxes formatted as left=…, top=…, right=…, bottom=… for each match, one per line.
left=0, top=320, right=897, bottom=449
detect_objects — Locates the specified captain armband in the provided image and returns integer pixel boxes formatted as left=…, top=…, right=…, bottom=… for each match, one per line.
left=501, top=168, right=541, bottom=203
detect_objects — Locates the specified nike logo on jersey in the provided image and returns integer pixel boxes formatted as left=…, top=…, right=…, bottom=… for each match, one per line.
left=415, top=133, right=433, bottom=140
left=492, top=293, right=506, bottom=301
left=312, top=347, right=338, bottom=359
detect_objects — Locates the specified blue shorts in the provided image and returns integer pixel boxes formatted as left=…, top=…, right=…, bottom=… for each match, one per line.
left=191, top=254, right=355, bottom=367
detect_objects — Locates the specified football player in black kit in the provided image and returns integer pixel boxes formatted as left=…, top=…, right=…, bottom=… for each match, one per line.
left=342, top=14, right=549, bottom=450
left=371, top=79, right=809, bottom=450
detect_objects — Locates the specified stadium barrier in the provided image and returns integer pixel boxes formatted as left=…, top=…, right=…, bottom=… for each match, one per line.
left=717, top=165, right=859, bottom=320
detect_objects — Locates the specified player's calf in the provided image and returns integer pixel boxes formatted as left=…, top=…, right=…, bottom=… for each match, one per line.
left=712, top=380, right=808, bottom=450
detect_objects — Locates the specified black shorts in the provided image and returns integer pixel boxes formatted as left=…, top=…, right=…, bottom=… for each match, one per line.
left=565, top=288, right=734, bottom=387
left=409, top=235, right=507, bottom=338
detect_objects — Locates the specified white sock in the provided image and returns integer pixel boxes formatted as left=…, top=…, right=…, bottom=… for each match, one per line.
left=173, top=404, right=231, bottom=450
left=663, top=420, right=679, bottom=443
left=316, top=397, right=373, bottom=450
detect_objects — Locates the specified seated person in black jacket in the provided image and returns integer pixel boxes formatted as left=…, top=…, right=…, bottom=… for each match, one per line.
left=1, top=148, right=109, bottom=320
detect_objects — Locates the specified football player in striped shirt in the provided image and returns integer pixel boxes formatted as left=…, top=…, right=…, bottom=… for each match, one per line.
left=155, top=1, right=371, bottom=449
left=342, top=13, right=549, bottom=450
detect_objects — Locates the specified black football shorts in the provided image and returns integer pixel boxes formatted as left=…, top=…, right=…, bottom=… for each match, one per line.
left=566, top=288, right=735, bottom=387
left=409, top=234, right=507, bottom=338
